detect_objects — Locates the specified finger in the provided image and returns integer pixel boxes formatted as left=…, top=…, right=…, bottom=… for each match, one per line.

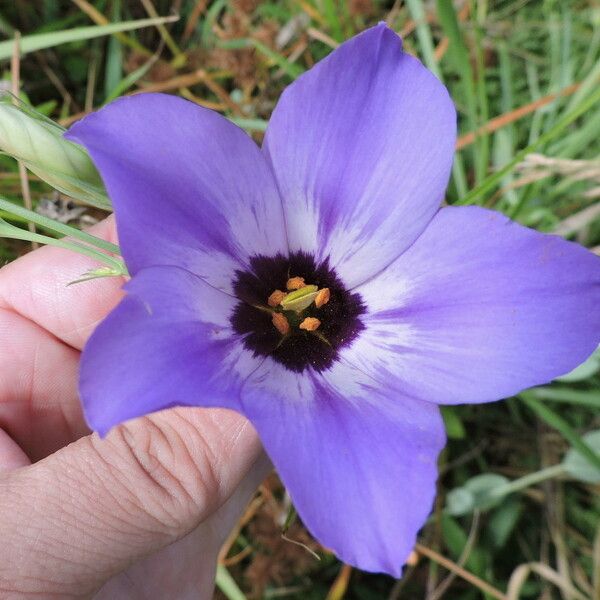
left=0, top=407, right=263, bottom=599
left=0, top=215, right=125, bottom=351
left=0, top=307, right=88, bottom=460
left=0, top=429, right=30, bottom=472
left=95, top=453, right=271, bottom=600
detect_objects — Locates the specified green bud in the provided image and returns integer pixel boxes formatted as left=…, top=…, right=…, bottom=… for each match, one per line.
left=0, top=94, right=110, bottom=209
left=280, top=285, right=318, bottom=312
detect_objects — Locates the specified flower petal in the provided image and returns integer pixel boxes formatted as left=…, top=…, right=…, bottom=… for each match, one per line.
left=66, top=94, right=288, bottom=293
left=80, top=267, right=261, bottom=435
left=263, top=24, right=456, bottom=288
left=241, top=359, right=445, bottom=576
left=352, top=206, right=600, bottom=405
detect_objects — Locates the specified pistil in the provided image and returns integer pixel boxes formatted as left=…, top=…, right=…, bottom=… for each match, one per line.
left=280, top=285, right=318, bottom=312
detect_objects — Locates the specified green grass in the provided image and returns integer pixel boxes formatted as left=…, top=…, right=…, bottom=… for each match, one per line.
left=1, top=1, right=599, bottom=598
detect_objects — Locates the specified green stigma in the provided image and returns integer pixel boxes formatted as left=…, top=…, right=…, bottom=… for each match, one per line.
left=280, top=285, right=319, bottom=313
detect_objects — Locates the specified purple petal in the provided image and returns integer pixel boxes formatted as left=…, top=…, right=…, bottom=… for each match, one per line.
left=263, top=24, right=456, bottom=288
left=351, top=206, right=600, bottom=405
left=66, top=94, right=287, bottom=293
left=80, top=267, right=261, bottom=435
left=241, top=360, right=445, bottom=576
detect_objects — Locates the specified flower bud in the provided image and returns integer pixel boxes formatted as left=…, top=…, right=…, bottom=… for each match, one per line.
left=0, top=95, right=110, bottom=209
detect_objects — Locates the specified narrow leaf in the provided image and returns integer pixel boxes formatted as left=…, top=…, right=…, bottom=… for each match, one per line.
left=0, top=16, right=178, bottom=61
left=521, top=393, right=600, bottom=471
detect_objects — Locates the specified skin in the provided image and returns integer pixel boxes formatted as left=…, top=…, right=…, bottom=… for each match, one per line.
left=0, top=216, right=268, bottom=599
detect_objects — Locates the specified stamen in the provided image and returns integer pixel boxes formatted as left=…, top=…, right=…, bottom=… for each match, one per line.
left=299, top=317, right=321, bottom=331
left=272, top=312, right=290, bottom=335
left=315, top=287, right=331, bottom=308
left=267, top=289, right=287, bottom=307
left=286, top=276, right=306, bottom=291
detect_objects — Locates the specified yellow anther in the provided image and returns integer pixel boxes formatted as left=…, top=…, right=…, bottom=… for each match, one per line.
left=272, top=312, right=290, bottom=335
left=267, top=289, right=287, bottom=307
left=314, top=287, right=331, bottom=308
left=286, top=276, right=306, bottom=291
left=299, top=317, right=321, bottom=331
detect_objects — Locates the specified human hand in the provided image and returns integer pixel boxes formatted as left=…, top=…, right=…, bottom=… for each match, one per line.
left=0, top=216, right=269, bottom=599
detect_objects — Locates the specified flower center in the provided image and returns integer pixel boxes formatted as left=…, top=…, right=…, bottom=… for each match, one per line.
left=230, top=252, right=366, bottom=372
left=266, top=278, right=330, bottom=338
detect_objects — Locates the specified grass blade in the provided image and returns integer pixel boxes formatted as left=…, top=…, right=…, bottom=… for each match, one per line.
left=0, top=16, right=178, bottom=61
left=530, top=387, right=600, bottom=410
left=456, top=83, right=600, bottom=207
left=104, top=52, right=159, bottom=104
left=0, top=218, right=125, bottom=272
left=405, top=0, right=441, bottom=78
left=215, top=564, right=246, bottom=600
left=103, top=0, right=123, bottom=100
left=520, top=393, right=600, bottom=471
left=0, top=195, right=120, bottom=255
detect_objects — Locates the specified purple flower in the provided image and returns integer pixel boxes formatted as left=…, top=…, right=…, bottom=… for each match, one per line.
left=65, top=24, right=600, bottom=576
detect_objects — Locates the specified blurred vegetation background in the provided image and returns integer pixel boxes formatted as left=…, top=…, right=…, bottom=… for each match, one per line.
left=1, top=0, right=600, bottom=598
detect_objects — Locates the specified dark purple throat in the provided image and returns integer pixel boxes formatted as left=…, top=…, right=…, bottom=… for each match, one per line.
left=230, top=252, right=366, bottom=372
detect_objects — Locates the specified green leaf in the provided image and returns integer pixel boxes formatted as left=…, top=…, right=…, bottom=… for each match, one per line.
left=250, top=38, right=304, bottom=78
left=282, top=504, right=297, bottom=534
left=521, top=393, right=600, bottom=471
left=441, top=406, right=466, bottom=439
left=321, top=0, right=344, bottom=42
left=487, top=497, right=522, bottom=549
left=530, top=387, right=600, bottom=410
left=0, top=16, right=178, bottom=61
left=0, top=195, right=120, bottom=255
left=415, top=0, right=468, bottom=199
left=556, top=346, right=600, bottom=382
left=446, top=487, right=475, bottom=516
left=436, top=0, right=479, bottom=174
left=0, top=218, right=126, bottom=272
left=215, top=565, right=246, bottom=600
left=405, top=0, right=440, bottom=78
left=104, top=0, right=124, bottom=100
left=446, top=473, right=510, bottom=516
left=440, top=514, right=486, bottom=574
left=68, top=266, right=127, bottom=285
left=457, top=83, right=600, bottom=208
left=104, top=53, right=158, bottom=104
left=563, top=430, right=600, bottom=483
left=229, top=117, right=268, bottom=133
left=441, top=513, right=468, bottom=557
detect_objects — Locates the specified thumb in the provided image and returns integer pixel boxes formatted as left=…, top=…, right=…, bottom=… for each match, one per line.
left=0, top=407, right=264, bottom=598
